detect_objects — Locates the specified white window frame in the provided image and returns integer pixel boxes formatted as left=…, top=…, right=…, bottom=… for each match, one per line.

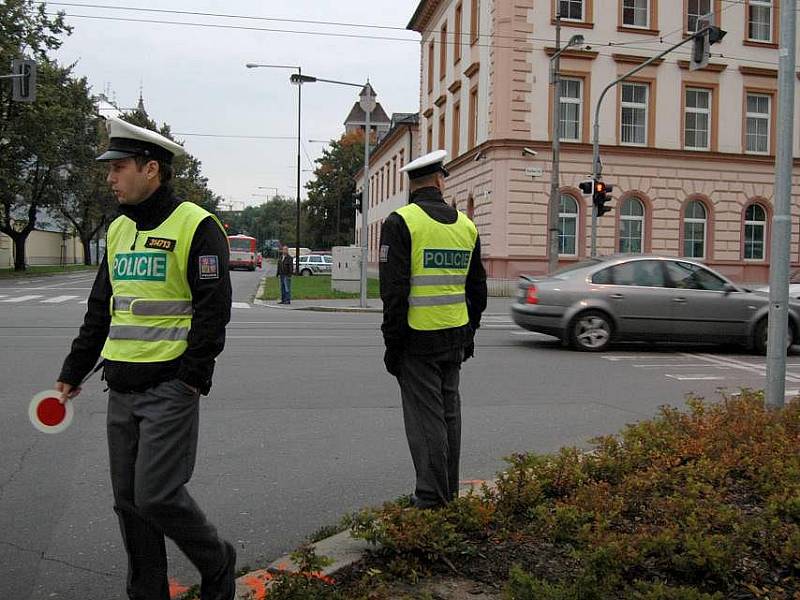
left=558, top=194, right=579, bottom=257
left=685, top=88, right=711, bottom=151
left=744, top=203, right=767, bottom=260
left=687, top=0, right=712, bottom=32
left=683, top=200, right=707, bottom=259
left=745, top=93, right=771, bottom=155
left=621, top=82, right=648, bottom=146
left=558, top=77, right=583, bottom=142
left=559, top=0, right=584, bottom=21
left=622, top=0, right=650, bottom=28
left=619, top=198, right=645, bottom=254
left=748, top=0, right=773, bottom=42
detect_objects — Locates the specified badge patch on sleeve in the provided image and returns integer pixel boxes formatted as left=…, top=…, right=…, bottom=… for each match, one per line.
left=379, top=245, right=390, bottom=263
left=144, top=237, right=176, bottom=251
left=199, top=255, right=220, bottom=279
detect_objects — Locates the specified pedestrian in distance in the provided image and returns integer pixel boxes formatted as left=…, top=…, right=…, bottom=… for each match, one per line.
left=276, top=244, right=294, bottom=304
left=56, top=117, right=236, bottom=600
left=379, top=149, right=488, bottom=510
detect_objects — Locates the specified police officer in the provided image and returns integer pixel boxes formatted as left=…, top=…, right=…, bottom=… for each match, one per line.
left=379, top=149, right=487, bottom=509
left=56, top=117, right=235, bottom=600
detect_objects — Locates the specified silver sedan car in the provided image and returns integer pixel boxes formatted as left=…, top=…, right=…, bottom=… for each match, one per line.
left=511, top=255, right=798, bottom=353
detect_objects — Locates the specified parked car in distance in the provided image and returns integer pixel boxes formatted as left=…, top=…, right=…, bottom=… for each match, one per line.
left=297, top=254, right=332, bottom=276
left=511, top=255, right=799, bottom=354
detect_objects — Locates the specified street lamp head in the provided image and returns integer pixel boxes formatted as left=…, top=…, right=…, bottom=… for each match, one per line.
left=290, top=73, right=317, bottom=85
left=567, top=34, right=585, bottom=48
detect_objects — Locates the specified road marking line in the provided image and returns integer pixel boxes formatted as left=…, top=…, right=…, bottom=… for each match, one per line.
left=1, top=295, right=43, bottom=303
left=79, top=299, right=87, bottom=304
left=633, top=363, right=732, bottom=369
left=685, top=352, right=800, bottom=383
left=41, top=295, right=79, bottom=303
left=232, top=302, right=251, bottom=309
left=510, top=331, right=553, bottom=337
left=665, top=374, right=726, bottom=381
left=603, top=355, right=668, bottom=361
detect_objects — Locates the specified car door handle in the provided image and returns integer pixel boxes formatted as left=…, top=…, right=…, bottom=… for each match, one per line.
left=610, top=293, right=624, bottom=300
left=672, top=297, right=687, bottom=303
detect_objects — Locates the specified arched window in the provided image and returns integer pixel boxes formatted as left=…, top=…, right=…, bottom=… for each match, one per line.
left=558, top=194, right=579, bottom=256
left=744, top=203, right=767, bottom=260
left=619, top=197, right=645, bottom=254
left=683, top=200, right=707, bottom=258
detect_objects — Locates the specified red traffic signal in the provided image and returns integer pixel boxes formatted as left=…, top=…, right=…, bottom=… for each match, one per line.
left=593, top=180, right=614, bottom=217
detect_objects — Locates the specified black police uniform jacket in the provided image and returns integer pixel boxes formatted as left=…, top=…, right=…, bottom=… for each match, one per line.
left=58, top=186, right=232, bottom=395
left=379, top=186, right=488, bottom=355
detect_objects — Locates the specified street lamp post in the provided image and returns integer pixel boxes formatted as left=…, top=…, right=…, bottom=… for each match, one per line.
left=547, top=29, right=585, bottom=274
left=290, top=73, right=376, bottom=308
left=246, top=63, right=303, bottom=271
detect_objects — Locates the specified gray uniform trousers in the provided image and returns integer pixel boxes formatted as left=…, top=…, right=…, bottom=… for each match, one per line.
left=107, top=379, right=226, bottom=600
left=399, top=347, right=464, bottom=509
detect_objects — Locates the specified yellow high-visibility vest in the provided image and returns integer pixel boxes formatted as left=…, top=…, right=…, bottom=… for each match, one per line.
left=395, top=202, right=477, bottom=331
left=101, top=202, right=225, bottom=362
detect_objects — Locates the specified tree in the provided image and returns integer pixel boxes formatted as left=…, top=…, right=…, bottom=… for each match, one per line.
left=304, top=131, right=364, bottom=248
left=0, top=1, right=73, bottom=270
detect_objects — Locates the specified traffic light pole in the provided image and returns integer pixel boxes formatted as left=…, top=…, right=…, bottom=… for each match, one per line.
left=765, top=0, right=796, bottom=409
left=589, top=26, right=715, bottom=257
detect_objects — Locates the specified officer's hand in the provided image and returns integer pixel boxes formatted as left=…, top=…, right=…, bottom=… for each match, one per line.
left=463, top=341, right=475, bottom=363
left=55, top=381, right=81, bottom=404
left=384, top=347, right=403, bottom=377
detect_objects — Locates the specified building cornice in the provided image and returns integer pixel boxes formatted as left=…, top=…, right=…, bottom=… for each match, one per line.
left=739, top=65, right=778, bottom=79
left=407, top=0, right=445, bottom=32
left=612, top=53, right=664, bottom=66
left=677, top=60, right=727, bottom=72
left=544, top=47, right=599, bottom=60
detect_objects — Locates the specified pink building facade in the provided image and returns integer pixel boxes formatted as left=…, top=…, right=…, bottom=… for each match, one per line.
left=407, top=0, right=798, bottom=283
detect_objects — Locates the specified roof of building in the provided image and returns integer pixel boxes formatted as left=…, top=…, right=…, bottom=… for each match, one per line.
left=344, top=102, right=390, bottom=126
left=407, top=0, right=445, bottom=32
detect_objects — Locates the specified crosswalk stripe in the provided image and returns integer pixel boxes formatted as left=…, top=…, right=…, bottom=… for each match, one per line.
left=1, top=295, right=43, bottom=303
left=232, top=302, right=250, bottom=309
left=41, top=295, right=79, bottom=303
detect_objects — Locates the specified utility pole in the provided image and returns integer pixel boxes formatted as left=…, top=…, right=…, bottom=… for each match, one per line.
left=547, top=13, right=562, bottom=274
left=765, top=0, right=796, bottom=409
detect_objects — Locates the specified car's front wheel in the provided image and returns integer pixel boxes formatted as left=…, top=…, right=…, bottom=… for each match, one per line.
left=569, top=310, right=613, bottom=352
left=301, top=268, right=312, bottom=276
left=753, top=318, right=794, bottom=355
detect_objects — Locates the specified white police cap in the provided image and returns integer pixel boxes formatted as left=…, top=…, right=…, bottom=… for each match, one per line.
left=96, top=117, right=186, bottom=163
left=399, top=149, right=449, bottom=180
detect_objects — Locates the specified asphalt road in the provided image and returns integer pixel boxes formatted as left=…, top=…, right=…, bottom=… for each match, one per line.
left=1, top=266, right=797, bottom=599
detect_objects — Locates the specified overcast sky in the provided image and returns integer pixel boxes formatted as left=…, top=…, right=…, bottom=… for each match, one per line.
left=49, top=0, right=422, bottom=209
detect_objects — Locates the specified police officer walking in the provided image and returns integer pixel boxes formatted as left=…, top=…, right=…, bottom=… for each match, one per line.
left=379, top=149, right=487, bottom=509
left=56, top=117, right=236, bottom=600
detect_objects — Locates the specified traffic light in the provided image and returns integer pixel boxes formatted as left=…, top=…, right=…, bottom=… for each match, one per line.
left=593, top=181, right=614, bottom=217
left=578, top=180, right=594, bottom=195
left=11, top=58, right=36, bottom=103
left=352, top=190, right=363, bottom=213
left=690, top=15, right=726, bottom=71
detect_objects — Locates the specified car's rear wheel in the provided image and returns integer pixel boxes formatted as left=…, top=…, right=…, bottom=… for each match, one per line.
left=569, top=310, right=613, bottom=352
left=753, top=318, right=794, bottom=355
left=301, top=268, right=312, bottom=276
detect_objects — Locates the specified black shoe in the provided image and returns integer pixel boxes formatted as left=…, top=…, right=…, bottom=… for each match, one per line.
left=201, top=541, right=236, bottom=600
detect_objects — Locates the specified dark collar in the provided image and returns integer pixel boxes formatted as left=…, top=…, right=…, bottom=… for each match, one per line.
left=409, top=186, right=444, bottom=204
left=118, top=186, right=180, bottom=230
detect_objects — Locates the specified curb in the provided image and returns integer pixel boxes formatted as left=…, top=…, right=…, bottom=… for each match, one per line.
left=252, top=298, right=383, bottom=313
left=232, top=480, right=493, bottom=600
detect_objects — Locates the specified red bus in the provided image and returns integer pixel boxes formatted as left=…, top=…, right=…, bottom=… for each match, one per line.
left=228, top=234, right=258, bottom=271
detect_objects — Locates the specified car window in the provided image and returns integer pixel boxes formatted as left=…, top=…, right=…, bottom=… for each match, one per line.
left=592, top=261, right=666, bottom=287
left=322, top=256, right=332, bottom=264
left=664, top=261, right=727, bottom=291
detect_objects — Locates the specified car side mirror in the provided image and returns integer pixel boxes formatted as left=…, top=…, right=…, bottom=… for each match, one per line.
left=723, top=283, right=736, bottom=296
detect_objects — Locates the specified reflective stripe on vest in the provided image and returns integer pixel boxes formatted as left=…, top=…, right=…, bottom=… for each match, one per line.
left=108, top=325, right=189, bottom=342
left=112, top=296, right=193, bottom=316
left=101, top=202, right=226, bottom=363
left=395, top=202, right=478, bottom=331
